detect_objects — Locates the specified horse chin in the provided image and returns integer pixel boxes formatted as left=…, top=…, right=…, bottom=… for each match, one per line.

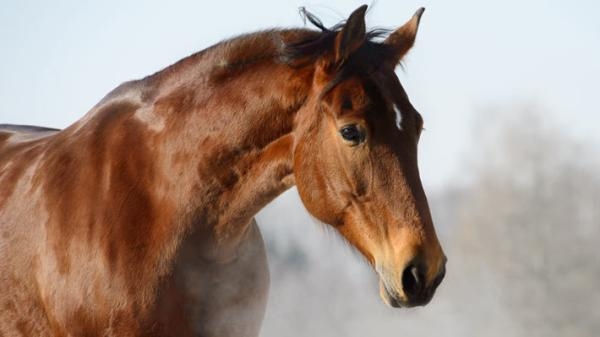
left=378, top=279, right=406, bottom=308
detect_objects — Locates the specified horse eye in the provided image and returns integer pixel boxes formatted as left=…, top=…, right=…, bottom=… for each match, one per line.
left=340, top=125, right=364, bottom=145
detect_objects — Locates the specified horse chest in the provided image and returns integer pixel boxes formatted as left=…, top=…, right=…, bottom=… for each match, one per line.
left=157, top=219, right=270, bottom=337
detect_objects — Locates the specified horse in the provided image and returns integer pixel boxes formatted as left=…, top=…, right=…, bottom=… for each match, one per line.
left=0, top=5, right=446, bottom=336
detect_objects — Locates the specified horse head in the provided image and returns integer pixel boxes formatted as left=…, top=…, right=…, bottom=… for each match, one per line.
left=291, top=6, right=446, bottom=307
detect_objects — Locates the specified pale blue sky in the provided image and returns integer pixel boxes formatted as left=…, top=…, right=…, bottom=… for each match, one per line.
left=1, top=0, right=599, bottom=189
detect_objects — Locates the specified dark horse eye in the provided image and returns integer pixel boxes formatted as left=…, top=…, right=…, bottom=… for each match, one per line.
left=340, top=125, right=364, bottom=145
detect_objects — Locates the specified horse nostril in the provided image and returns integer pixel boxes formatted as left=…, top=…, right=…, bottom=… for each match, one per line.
left=401, top=263, right=424, bottom=299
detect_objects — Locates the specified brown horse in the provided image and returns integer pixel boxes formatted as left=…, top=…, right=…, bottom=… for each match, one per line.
left=0, top=5, right=446, bottom=336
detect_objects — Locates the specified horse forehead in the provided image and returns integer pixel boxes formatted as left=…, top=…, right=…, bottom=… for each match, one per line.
left=328, top=76, right=378, bottom=110
left=331, top=77, right=366, bottom=99
left=372, top=71, right=415, bottom=121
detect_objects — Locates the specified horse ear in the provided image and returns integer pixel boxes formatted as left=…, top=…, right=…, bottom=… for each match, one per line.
left=384, top=7, right=425, bottom=66
left=333, top=5, right=368, bottom=66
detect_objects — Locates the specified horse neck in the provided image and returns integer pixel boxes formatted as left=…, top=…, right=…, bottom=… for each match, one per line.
left=133, top=56, right=314, bottom=256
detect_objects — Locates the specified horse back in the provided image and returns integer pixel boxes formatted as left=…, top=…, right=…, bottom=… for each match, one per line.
left=0, top=123, right=59, bottom=208
left=0, top=124, right=60, bottom=336
left=0, top=123, right=58, bottom=203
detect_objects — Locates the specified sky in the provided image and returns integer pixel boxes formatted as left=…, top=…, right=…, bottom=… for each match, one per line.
left=1, top=0, right=599, bottom=190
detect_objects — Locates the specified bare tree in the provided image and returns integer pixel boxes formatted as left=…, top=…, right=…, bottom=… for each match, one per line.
left=455, top=105, right=600, bottom=337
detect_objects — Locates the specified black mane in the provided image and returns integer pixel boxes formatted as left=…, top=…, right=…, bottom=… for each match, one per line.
left=282, top=8, right=394, bottom=92
left=145, top=8, right=395, bottom=92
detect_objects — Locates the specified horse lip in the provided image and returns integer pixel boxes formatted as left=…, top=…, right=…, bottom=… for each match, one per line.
left=379, top=270, right=431, bottom=308
left=379, top=274, right=408, bottom=308
left=384, top=287, right=402, bottom=307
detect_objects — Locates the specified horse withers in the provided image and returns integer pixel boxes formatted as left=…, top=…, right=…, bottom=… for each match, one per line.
left=0, top=5, right=446, bottom=336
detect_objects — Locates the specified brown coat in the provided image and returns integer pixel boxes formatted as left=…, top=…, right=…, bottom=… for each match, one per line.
left=0, top=6, right=446, bottom=336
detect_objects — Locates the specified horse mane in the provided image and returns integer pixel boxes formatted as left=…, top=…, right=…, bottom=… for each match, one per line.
left=282, top=8, right=392, bottom=66
left=282, top=8, right=394, bottom=93
left=104, top=9, right=394, bottom=104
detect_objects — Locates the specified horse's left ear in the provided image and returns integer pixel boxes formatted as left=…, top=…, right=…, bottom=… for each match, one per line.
left=334, top=5, right=368, bottom=66
left=384, top=7, right=425, bottom=66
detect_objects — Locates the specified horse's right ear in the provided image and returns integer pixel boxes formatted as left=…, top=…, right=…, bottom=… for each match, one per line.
left=333, top=5, right=368, bottom=67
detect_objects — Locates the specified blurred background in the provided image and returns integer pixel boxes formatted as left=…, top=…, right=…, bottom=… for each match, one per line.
left=1, top=1, right=599, bottom=336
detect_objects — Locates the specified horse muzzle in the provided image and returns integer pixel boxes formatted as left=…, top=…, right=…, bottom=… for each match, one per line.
left=378, top=259, right=446, bottom=308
